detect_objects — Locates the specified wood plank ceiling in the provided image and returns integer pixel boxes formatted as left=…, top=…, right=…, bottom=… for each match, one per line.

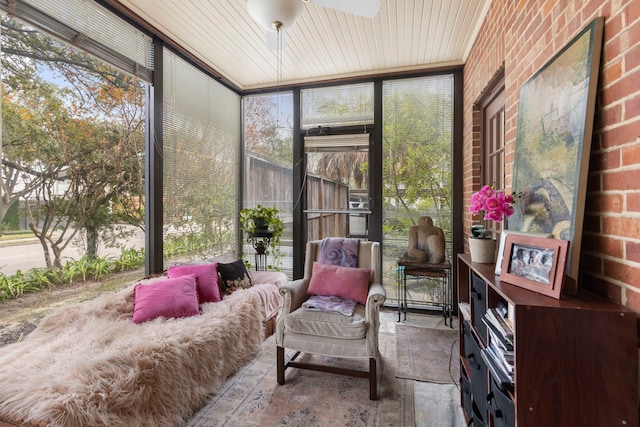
left=114, top=0, right=491, bottom=91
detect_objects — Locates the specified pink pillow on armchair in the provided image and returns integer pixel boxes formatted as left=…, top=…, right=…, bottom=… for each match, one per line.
left=132, top=274, right=201, bottom=323
left=167, top=262, right=221, bottom=303
left=307, top=261, right=371, bottom=305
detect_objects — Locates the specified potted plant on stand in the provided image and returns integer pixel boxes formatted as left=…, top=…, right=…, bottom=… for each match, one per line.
left=239, top=205, right=285, bottom=270
left=468, top=185, right=517, bottom=263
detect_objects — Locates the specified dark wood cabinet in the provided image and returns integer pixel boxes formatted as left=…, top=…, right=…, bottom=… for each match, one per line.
left=457, top=254, right=638, bottom=427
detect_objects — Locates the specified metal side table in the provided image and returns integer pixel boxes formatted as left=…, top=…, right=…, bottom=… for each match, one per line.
left=396, top=259, right=452, bottom=326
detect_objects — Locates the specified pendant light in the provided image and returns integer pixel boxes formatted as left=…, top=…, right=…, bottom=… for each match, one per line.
left=247, top=0, right=303, bottom=33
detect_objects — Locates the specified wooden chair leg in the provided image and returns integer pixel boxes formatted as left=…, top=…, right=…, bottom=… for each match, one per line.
left=369, top=358, right=378, bottom=400
left=277, top=346, right=285, bottom=385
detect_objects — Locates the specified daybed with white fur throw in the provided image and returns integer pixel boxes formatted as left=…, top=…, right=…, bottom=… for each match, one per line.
left=0, top=268, right=285, bottom=427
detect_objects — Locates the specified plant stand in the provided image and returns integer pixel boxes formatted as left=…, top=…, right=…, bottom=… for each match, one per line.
left=247, top=230, right=273, bottom=271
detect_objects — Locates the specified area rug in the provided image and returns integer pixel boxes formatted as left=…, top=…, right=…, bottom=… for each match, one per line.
left=395, top=324, right=459, bottom=384
left=186, top=332, right=415, bottom=426
left=414, top=382, right=464, bottom=427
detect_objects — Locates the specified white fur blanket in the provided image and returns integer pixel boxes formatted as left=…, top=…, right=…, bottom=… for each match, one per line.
left=0, top=285, right=264, bottom=427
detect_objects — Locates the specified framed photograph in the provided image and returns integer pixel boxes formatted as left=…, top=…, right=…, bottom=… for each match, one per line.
left=508, top=17, right=604, bottom=285
left=500, top=235, right=570, bottom=299
left=495, top=230, right=552, bottom=275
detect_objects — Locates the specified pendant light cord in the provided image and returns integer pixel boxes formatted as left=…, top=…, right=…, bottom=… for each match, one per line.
left=273, top=21, right=283, bottom=133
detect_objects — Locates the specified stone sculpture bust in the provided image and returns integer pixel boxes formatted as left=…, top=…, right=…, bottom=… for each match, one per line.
left=402, top=215, right=446, bottom=264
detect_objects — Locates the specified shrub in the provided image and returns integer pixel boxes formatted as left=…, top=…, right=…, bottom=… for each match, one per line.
left=0, top=248, right=146, bottom=301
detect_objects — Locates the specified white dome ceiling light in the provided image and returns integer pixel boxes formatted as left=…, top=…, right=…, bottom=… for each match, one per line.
left=247, top=0, right=381, bottom=48
left=247, top=0, right=304, bottom=32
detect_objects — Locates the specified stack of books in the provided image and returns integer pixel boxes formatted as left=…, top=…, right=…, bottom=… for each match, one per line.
left=481, top=308, right=514, bottom=389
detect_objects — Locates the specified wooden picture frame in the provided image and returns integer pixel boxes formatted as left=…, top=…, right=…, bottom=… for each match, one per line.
left=495, top=230, right=552, bottom=275
left=508, top=17, right=604, bottom=285
left=500, top=235, right=570, bottom=299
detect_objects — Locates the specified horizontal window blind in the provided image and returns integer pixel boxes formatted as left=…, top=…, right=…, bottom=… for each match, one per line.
left=301, top=83, right=374, bottom=130
left=162, top=48, right=240, bottom=268
left=0, top=0, right=153, bottom=81
left=304, top=133, right=370, bottom=152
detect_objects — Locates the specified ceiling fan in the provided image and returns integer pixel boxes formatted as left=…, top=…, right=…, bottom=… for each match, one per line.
left=247, top=0, right=381, bottom=49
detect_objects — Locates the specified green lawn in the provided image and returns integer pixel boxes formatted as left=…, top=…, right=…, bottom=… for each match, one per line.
left=0, top=232, right=35, bottom=241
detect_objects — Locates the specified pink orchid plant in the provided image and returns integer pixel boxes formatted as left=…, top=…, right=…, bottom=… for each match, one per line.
left=469, top=185, right=517, bottom=238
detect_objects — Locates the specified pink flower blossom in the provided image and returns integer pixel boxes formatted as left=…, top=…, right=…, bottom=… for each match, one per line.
left=469, top=185, right=517, bottom=223
left=469, top=185, right=493, bottom=215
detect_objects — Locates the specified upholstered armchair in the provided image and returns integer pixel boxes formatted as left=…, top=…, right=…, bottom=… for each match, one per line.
left=275, top=239, right=386, bottom=400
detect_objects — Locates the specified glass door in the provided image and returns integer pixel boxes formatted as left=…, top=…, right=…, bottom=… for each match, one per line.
left=304, top=133, right=370, bottom=242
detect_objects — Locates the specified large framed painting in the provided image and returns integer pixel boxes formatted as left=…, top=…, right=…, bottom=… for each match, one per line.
left=508, top=17, right=604, bottom=286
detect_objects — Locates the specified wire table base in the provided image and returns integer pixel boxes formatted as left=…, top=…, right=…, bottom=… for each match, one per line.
left=396, top=260, right=453, bottom=327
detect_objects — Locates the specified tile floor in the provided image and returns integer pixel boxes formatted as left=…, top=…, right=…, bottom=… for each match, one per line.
left=379, top=308, right=467, bottom=427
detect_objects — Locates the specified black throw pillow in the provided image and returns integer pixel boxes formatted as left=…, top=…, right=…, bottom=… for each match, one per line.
left=218, top=260, right=253, bottom=294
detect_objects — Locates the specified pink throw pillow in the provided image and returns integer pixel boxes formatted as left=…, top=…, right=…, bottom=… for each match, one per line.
left=132, top=274, right=200, bottom=323
left=307, top=262, right=371, bottom=305
left=167, top=262, right=221, bottom=303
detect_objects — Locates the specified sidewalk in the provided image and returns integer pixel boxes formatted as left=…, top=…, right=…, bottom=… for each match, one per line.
left=0, top=237, right=40, bottom=247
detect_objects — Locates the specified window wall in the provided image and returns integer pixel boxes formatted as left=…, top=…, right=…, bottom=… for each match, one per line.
left=0, top=13, right=147, bottom=277
left=162, top=49, right=241, bottom=268
left=242, top=92, right=293, bottom=275
left=0, top=1, right=245, bottom=275
left=382, top=75, right=454, bottom=306
left=262, top=76, right=457, bottom=301
left=2, top=0, right=462, bottom=295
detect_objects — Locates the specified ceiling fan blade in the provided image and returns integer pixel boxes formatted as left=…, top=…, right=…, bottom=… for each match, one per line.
left=311, top=0, right=380, bottom=18
left=266, top=30, right=287, bottom=51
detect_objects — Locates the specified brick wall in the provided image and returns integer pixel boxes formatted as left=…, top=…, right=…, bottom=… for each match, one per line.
left=463, top=0, right=640, bottom=310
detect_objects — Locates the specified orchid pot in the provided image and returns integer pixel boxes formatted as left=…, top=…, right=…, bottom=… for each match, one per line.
left=468, top=237, right=497, bottom=264
left=468, top=185, right=519, bottom=264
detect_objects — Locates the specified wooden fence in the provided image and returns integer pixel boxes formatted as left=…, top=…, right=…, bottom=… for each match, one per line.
left=245, top=156, right=358, bottom=241
left=305, top=174, right=350, bottom=241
